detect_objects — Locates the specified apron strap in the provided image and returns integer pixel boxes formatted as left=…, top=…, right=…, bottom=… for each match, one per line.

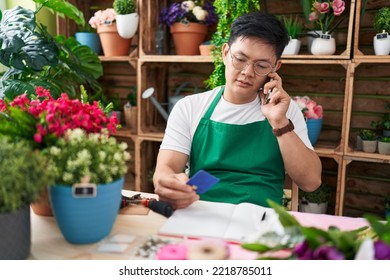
left=203, top=86, right=224, bottom=120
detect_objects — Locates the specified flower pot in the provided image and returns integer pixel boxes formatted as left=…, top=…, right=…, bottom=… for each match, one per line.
left=75, top=32, right=102, bottom=55
left=373, top=32, right=390, bottom=56
left=170, top=22, right=208, bottom=55
left=116, top=13, right=139, bottom=39
left=31, top=188, right=53, bottom=216
left=0, top=207, right=31, bottom=260
left=306, top=118, right=323, bottom=146
left=307, top=30, right=323, bottom=54
left=199, top=43, right=215, bottom=56
left=378, top=141, right=390, bottom=155
left=311, top=33, right=336, bottom=55
left=97, top=22, right=131, bottom=56
left=299, top=201, right=328, bottom=214
left=49, top=177, right=124, bottom=244
left=362, top=140, right=377, bottom=153
left=282, top=38, right=301, bottom=55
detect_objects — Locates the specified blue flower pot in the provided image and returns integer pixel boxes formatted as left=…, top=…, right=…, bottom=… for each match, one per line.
left=49, top=177, right=123, bottom=244
left=306, top=118, right=323, bottom=146
left=75, top=32, right=102, bottom=55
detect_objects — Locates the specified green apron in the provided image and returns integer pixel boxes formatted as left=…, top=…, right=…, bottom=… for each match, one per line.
left=189, top=87, right=285, bottom=206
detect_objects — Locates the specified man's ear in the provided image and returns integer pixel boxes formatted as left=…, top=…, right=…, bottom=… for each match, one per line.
left=222, top=43, right=229, bottom=65
left=275, top=60, right=282, bottom=71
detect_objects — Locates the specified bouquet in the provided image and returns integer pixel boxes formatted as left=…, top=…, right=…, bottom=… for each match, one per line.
left=293, top=96, right=323, bottom=119
left=242, top=201, right=390, bottom=260
left=89, top=8, right=117, bottom=29
left=309, top=0, right=345, bottom=35
left=159, top=0, right=217, bottom=27
left=46, top=128, right=130, bottom=185
left=0, top=86, right=119, bottom=149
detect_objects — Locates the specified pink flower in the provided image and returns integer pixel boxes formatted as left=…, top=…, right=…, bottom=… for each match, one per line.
left=313, top=2, right=330, bottom=14
left=309, top=11, right=319, bottom=21
left=332, top=0, right=345, bottom=16
left=293, top=96, right=323, bottom=120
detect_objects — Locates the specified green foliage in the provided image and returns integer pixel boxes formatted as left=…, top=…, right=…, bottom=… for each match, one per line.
left=371, top=113, right=390, bottom=131
left=33, top=0, right=85, bottom=26
left=374, top=7, right=390, bottom=33
left=127, top=86, right=137, bottom=106
left=385, top=195, right=390, bottom=210
left=113, top=0, right=136, bottom=15
left=379, top=137, right=390, bottom=143
left=299, top=183, right=330, bottom=204
left=0, top=3, right=103, bottom=101
left=206, top=0, right=260, bottom=89
left=359, top=129, right=377, bottom=140
left=280, top=15, right=304, bottom=39
left=0, top=137, right=54, bottom=213
left=300, top=0, right=312, bottom=24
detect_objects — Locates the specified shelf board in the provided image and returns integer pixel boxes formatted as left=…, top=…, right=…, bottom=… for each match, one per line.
left=353, top=56, right=390, bottom=64
left=138, top=131, right=164, bottom=140
left=99, top=56, right=137, bottom=62
left=344, top=151, right=390, bottom=164
left=139, top=55, right=213, bottom=63
left=112, top=127, right=135, bottom=139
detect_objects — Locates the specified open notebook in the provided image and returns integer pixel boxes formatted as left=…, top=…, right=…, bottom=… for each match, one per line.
left=158, top=200, right=276, bottom=243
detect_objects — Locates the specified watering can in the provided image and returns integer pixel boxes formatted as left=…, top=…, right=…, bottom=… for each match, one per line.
left=142, top=82, right=198, bottom=121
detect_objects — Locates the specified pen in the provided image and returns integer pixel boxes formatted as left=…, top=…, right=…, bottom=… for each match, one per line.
left=261, top=211, right=266, bottom=221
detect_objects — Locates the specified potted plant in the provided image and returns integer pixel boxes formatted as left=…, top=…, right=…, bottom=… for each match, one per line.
left=0, top=137, right=54, bottom=259
left=114, top=0, right=139, bottom=39
left=360, top=129, right=378, bottom=153
left=124, top=88, right=138, bottom=130
left=299, top=183, right=330, bottom=214
left=308, top=0, right=346, bottom=55
left=89, top=8, right=131, bottom=56
left=107, top=93, right=123, bottom=124
left=293, top=96, right=323, bottom=146
left=281, top=15, right=304, bottom=55
left=159, top=0, right=218, bottom=55
left=46, top=128, right=131, bottom=244
left=0, top=1, right=103, bottom=101
left=75, top=22, right=102, bottom=55
left=378, top=137, right=390, bottom=155
left=206, top=0, right=260, bottom=88
left=373, top=7, right=390, bottom=55
left=371, top=105, right=390, bottom=137
left=0, top=87, right=119, bottom=216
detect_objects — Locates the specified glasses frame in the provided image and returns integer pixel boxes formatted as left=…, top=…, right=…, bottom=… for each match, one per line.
left=228, top=47, right=277, bottom=77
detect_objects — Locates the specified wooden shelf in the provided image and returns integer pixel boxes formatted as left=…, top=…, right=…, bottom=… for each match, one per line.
left=344, top=151, right=390, bottom=164
left=139, top=55, right=213, bottom=63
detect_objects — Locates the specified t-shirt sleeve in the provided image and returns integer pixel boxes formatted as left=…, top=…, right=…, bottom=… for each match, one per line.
left=288, top=100, right=314, bottom=150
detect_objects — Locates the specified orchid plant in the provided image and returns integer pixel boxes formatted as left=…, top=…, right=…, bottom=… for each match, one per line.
left=242, top=201, right=390, bottom=260
left=308, top=0, right=346, bottom=35
left=293, top=96, right=323, bottom=119
left=159, top=0, right=218, bottom=27
left=0, top=87, right=119, bottom=149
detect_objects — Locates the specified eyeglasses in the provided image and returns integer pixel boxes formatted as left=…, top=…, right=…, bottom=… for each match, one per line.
left=229, top=48, right=276, bottom=76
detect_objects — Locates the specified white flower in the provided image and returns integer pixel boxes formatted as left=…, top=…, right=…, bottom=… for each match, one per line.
left=49, top=146, right=61, bottom=156
left=193, top=8, right=208, bottom=21
left=99, top=151, right=107, bottom=161
left=181, top=1, right=195, bottom=12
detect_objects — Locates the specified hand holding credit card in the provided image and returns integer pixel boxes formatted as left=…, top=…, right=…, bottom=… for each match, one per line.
left=186, top=170, right=220, bottom=194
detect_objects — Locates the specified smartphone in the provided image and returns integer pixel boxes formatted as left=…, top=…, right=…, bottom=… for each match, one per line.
left=262, top=78, right=273, bottom=105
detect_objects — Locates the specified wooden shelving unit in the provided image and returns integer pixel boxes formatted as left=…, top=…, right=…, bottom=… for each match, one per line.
left=64, top=0, right=390, bottom=217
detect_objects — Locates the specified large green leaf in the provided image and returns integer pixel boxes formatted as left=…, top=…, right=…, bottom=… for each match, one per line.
left=33, top=0, right=85, bottom=27
left=0, top=6, right=58, bottom=70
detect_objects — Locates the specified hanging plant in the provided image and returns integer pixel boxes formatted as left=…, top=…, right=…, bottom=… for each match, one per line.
left=205, top=0, right=260, bottom=89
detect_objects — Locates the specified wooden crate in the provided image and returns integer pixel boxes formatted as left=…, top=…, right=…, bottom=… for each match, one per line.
left=261, top=0, right=355, bottom=59
left=354, top=0, right=390, bottom=58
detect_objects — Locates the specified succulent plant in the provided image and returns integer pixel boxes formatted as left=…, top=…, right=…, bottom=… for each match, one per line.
left=113, top=0, right=136, bottom=15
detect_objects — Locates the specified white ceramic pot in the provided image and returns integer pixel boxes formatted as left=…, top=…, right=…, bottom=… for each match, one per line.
left=299, top=201, right=328, bottom=214
left=373, top=32, right=390, bottom=55
left=378, top=141, right=390, bottom=155
left=362, top=140, right=377, bottom=153
left=311, top=33, right=336, bottom=55
left=282, top=38, right=301, bottom=55
left=307, top=30, right=322, bottom=54
left=116, top=13, right=139, bottom=39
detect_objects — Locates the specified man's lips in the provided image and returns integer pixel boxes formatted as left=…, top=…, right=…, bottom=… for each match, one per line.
left=236, top=79, right=252, bottom=87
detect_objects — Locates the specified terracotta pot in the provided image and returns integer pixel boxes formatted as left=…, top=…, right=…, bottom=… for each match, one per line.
left=97, top=22, right=131, bottom=56
left=199, top=44, right=215, bottom=56
left=31, top=188, right=53, bottom=216
left=170, top=22, right=208, bottom=55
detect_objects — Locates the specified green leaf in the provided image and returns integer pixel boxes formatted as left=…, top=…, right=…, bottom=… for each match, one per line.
left=33, top=0, right=85, bottom=27
left=267, top=200, right=300, bottom=227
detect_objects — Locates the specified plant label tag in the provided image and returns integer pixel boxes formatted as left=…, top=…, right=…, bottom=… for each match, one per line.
left=187, top=170, right=220, bottom=194
left=376, top=33, right=388, bottom=40
left=72, top=183, right=97, bottom=198
left=320, top=34, right=331, bottom=40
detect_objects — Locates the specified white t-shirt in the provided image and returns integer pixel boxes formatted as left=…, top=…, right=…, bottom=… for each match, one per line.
left=160, top=86, right=313, bottom=155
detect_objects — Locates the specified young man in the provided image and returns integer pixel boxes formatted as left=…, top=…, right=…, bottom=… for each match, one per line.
left=153, top=12, right=322, bottom=209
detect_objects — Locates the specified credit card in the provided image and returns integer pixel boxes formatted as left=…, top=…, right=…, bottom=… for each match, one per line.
left=187, top=170, right=220, bottom=194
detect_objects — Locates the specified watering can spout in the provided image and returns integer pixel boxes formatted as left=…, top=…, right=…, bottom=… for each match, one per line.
left=141, top=88, right=169, bottom=121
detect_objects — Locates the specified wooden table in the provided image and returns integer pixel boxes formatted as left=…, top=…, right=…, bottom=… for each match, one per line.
left=29, top=191, right=368, bottom=260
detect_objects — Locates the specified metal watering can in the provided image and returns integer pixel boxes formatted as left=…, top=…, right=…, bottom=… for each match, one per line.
left=142, top=82, right=198, bottom=121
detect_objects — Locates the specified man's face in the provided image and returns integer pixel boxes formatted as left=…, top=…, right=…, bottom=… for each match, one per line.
left=222, top=36, right=281, bottom=104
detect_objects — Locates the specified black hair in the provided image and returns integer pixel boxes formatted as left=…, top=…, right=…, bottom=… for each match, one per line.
left=228, top=11, right=289, bottom=59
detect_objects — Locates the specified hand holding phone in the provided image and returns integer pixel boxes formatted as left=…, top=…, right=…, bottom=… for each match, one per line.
left=262, top=78, right=273, bottom=105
